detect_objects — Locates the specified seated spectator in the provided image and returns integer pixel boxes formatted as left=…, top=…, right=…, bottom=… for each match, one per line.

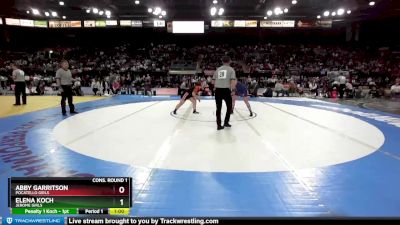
left=369, top=86, right=380, bottom=98
left=91, top=79, right=103, bottom=96
left=309, top=81, right=318, bottom=97
left=263, top=87, right=273, bottom=97
left=282, top=80, right=290, bottom=97
left=73, top=78, right=83, bottom=96
left=345, top=81, right=354, bottom=98
left=1, top=43, right=399, bottom=98
left=331, top=87, right=338, bottom=99
left=354, top=86, right=363, bottom=99
left=275, top=80, right=288, bottom=97
left=113, top=80, right=121, bottom=94
left=368, top=77, right=376, bottom=89
left=390, top=79, right=400, bottom=98
left=179, top=81, right=188, bottom=96
left=36, top=80, right=46, bottom=95
left=249, top=80, right=258, bottom=97
left=297, top=86, right=304, bottom=96
left=0, top=75, right=6, bottom=90
left=332, top=79, right=340, bottom=90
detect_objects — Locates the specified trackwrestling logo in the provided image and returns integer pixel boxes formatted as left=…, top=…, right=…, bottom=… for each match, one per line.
left=2, top=217, right=63, bottom=225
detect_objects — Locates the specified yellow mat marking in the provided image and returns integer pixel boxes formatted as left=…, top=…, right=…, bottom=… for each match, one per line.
left=0, top=96, right=106, bottom=118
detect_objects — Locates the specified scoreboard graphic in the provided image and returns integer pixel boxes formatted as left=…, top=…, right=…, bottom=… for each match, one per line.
left=8, top=177, right=132, bottom=215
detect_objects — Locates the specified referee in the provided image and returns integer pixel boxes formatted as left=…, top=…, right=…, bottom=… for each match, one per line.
left=56, top=60, right=77, bottom=115
left=11, top=64, right=27, bottom=105
left=212, top=56, right=237, bottom=130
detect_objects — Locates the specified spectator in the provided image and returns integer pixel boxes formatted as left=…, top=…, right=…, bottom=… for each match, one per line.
left=73, top=77, right=82, bottom=96
left=390, top=79, right=400, bottom=98
left=36, top=80, right=46, bottom=95
left=91, top=79, right=102, bottom=96
left=309, top=81, right=318, bottom=97
left=112, top=80, right=121, bottom=94
left=338, top=75, right=347, bottom=99
left=369, top=86, right=380, bottom=98
left=274, top=80, right=285, bottom=97
left=354, top=86, right=363, bottom=99
left=331, top=87, right=338, bottom=99
left=345, top=80, right=354, bottom=98
left=1, top=43, right=399, bottom=99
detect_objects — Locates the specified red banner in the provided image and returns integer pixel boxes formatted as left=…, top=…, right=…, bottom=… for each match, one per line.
left=297, top=20, right=332, bottom=28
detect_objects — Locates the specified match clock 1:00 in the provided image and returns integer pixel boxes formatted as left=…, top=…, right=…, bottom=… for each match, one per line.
left=109, top=208, right=129, bottom=215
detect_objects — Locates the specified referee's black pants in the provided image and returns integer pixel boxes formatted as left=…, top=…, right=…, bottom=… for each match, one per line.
left=61, top=85, right=75, bottom=114
left=215, top=88, right=232, bottom=126
left=14, top=82, right=26, bottom=105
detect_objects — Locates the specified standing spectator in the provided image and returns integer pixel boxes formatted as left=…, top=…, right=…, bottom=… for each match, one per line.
left=11, top=64, right=27, bottom=105
left=103, top=76, right=111, bottom=95
left=125, top=75, right=132, bottom=94
left=109, top=73, right=117, bottom=94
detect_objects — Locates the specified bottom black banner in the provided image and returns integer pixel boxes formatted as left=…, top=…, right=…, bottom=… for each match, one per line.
left=66, top=217, right=399, bottom=225
left=67, top=217, right=218, bottom=225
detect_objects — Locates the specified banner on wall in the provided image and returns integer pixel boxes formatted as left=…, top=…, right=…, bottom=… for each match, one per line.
left=234, top=20, right=257, bottom=27
left=20, top=19, right=34, bottom=27
left=260, top=20, right=295, bottom=27
left=49, top=21, right=74, bottom=28
left=95, top=20, right=106, bottom=27
left=142, top=20, right=152, bottom=27
left=120, top=20, right=132, bottom=26
left=5, top=18, right=20, bottom=26
left=60, top=21, right=72, bottom=28
left=70, top=21, right=82, bottom=27
left=154, top=20, right=165, bottom=27
left=106, top=20, right=118, bottom=26
left=297, top=20, right=332, bottom=28
left=49, top=21, right=61, bottom=28
left=34, top=20, right=47, bottom=28
left=316, top=20, right=333, bottom=28
left=245, top=20, right=257, bottom=27
left=131, top=20, right=143, bottom=27
left=211, top=20, right=234, bottom=27
left=234, top=20, right=246, bottom=27
left=84, top=20, right=95, bottom=27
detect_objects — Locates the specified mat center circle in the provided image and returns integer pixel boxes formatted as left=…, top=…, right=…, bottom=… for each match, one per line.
left=52, top=100, right=384, bottom=172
